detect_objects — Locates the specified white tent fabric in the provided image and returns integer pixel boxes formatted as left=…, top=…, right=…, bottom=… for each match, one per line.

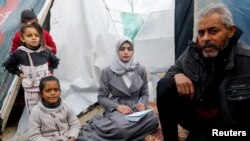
left=50, top=0, right=119, bottom=114
left=104, top=0, right=171, bottom=14
left=134, top=8, right=175, bottom=72
left=49, top=0, right=175, bottom=115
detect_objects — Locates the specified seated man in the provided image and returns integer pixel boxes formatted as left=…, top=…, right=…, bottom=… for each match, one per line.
left=157, top=3, right=250, bottom=141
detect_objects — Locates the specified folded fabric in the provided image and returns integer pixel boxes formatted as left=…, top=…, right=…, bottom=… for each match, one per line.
left=125, top=109, right=153, bottom=121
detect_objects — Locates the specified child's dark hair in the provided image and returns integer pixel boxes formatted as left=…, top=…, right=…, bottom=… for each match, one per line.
left=21, top=8, right=37, bottom=23
left=20, top=22, right=45, bottom=46
left=39, top=76, right=60, bottom=92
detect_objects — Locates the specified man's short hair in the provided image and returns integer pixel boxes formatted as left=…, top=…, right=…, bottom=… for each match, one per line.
left=197, top=3, right=234, bottom=28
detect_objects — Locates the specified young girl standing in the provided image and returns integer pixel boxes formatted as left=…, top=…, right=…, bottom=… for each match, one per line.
left=11, top=8, right=57, bottom=54
left=29, top=76, right=81, bottom=141
left=3, top=22, right=60, bottom=115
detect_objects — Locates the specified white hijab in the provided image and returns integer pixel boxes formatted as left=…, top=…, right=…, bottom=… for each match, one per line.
left=110, top=36, right=139, bottom=83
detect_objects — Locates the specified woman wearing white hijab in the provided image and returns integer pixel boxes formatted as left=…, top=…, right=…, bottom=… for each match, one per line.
left=78, top=36, right=159, bottom=141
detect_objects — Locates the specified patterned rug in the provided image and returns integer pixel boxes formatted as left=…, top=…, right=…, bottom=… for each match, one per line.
left=144, top=102, right=189, bottom=141
left=82, top=102, right=188, bottom=141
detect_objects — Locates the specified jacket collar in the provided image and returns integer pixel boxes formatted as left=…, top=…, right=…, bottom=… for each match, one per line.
left=225, top=26, right=243, bottom=70
left=109, top=70, right=143, bottom=96
left=38, top=99, right=64, bottom=113
left=18, top=45, right=44, bottom=53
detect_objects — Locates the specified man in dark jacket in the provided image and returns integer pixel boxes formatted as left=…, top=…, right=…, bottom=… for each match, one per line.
left=157, top=3, right=250, bottom=141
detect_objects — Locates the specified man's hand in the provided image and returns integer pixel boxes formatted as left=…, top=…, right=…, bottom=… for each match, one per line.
left=174, top=73, right=194, bottom=99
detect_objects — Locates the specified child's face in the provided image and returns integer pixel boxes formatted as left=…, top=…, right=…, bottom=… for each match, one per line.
left=41, top=80, right=60, bottom=104
left=21, top=27, right=40, bottom=48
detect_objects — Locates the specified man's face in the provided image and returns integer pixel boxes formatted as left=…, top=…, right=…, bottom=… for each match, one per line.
left=197, top=13, right=235, bottom=58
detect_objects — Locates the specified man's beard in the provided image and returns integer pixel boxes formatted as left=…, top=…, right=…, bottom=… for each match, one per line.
left=202, top=50, right=218, bottom=58
left=201, top=40, right=229, bottom=58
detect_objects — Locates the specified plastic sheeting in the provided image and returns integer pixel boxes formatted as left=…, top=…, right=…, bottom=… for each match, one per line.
left=103, top=0, right=171, bottom=14
left=106, top=0, right=175, bottom=71
left=50, top=0, right=119, bottom=115
left=222, top=0, right=250, bottom=45
left=0, top=0, right=45, bottom=110
left=134, top=8, right=175, bottom=73
left=175, top=0, right=193, bottom=60
left=50, top=0, right=175, bottom=115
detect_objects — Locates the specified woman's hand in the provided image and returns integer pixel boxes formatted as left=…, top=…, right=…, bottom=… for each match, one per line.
left=136, top=103, right=145, bottom=111
left=116, top=105, right=133, bottom=115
